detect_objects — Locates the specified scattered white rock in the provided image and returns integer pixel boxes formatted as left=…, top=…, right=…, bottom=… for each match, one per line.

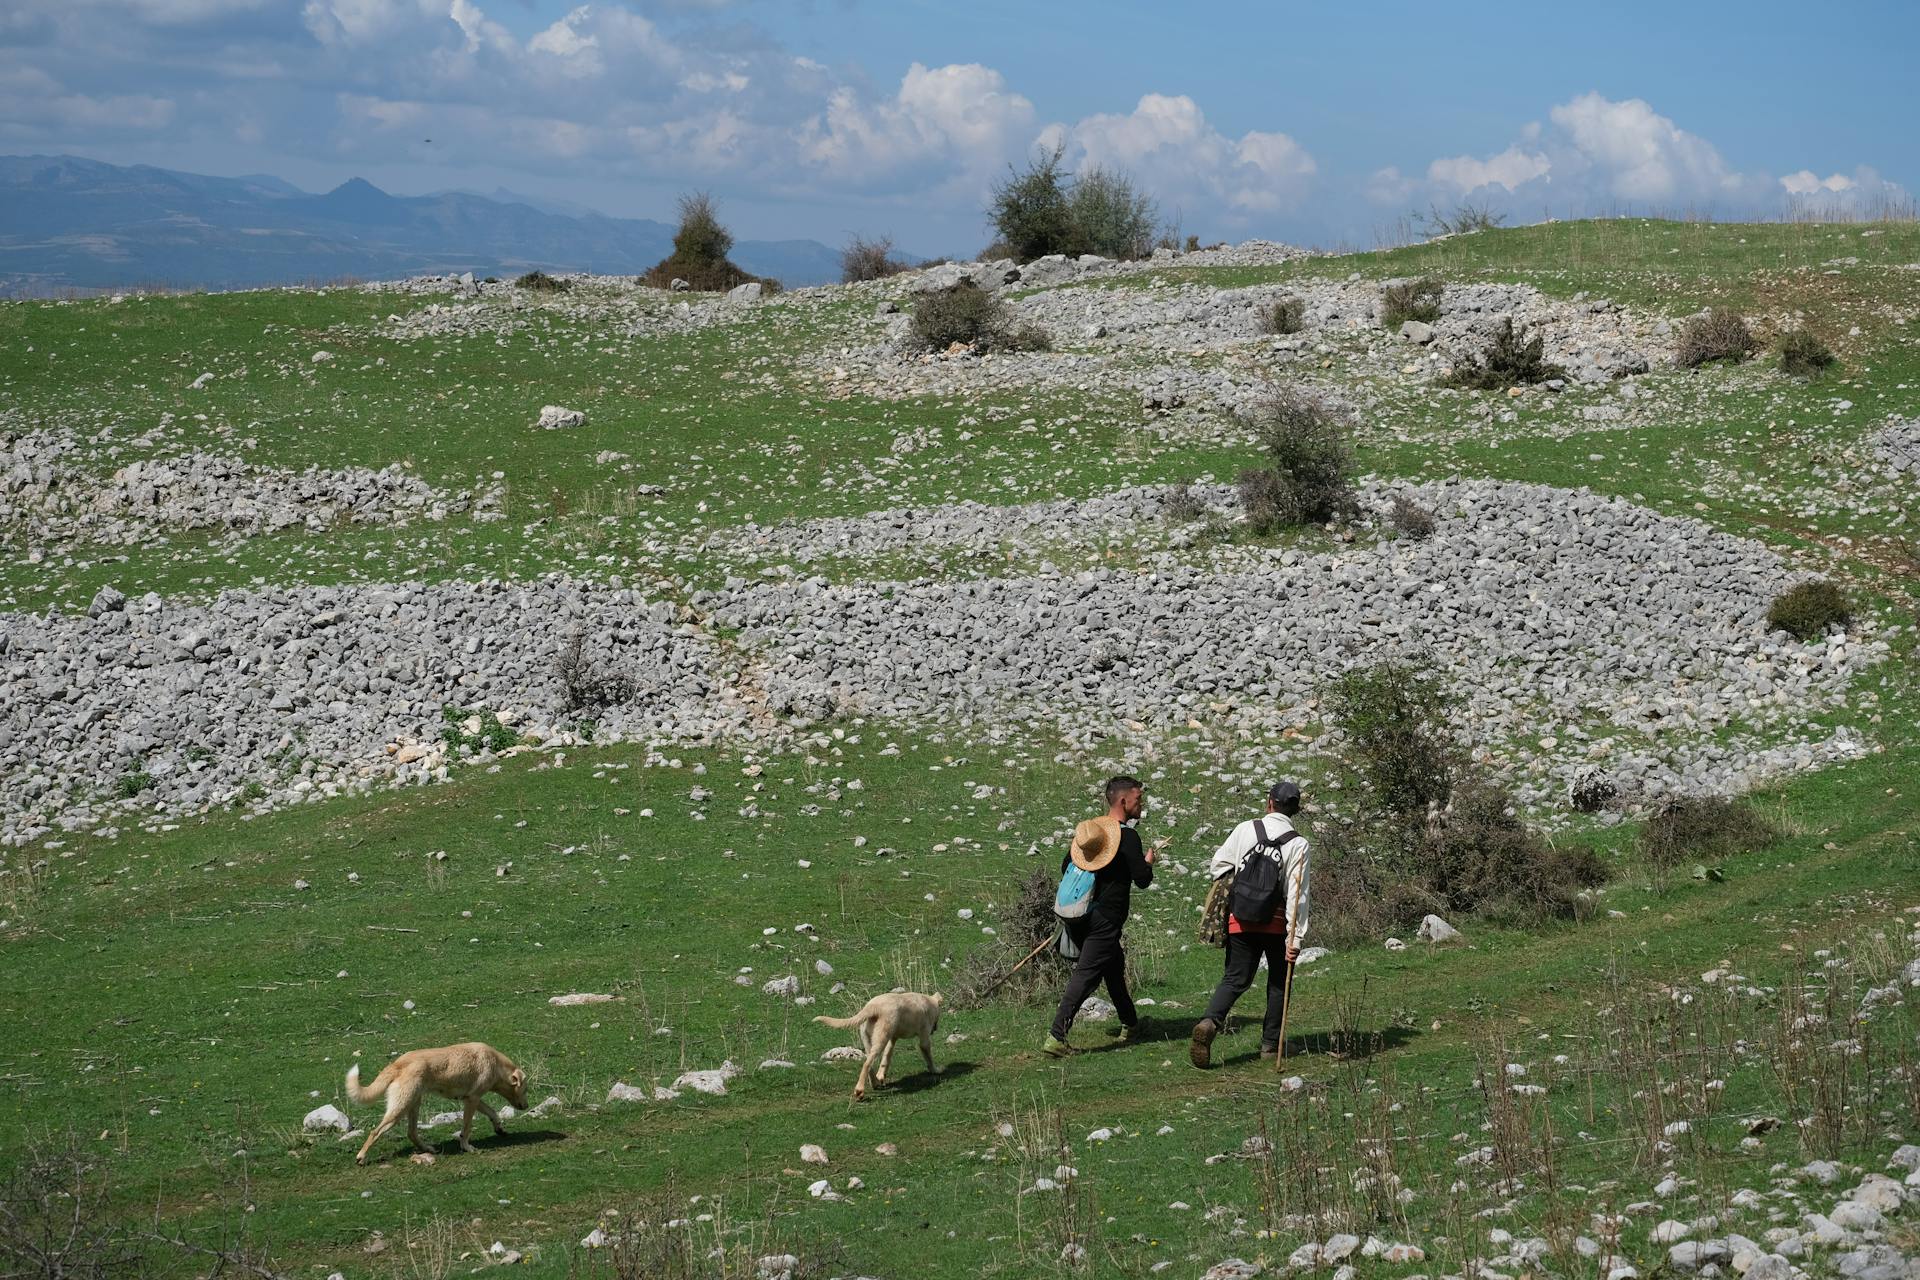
left=303, top=1104, right=351, bottom=1134
left=536, top=405, right=586, bottom=430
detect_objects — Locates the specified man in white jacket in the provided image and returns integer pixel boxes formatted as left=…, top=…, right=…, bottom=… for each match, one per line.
left=1189, top=781, right=1310, bottom=1069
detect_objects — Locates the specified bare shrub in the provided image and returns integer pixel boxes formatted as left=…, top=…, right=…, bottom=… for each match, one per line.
left=1766, top=579, right=1852, bottom=640
left=556, top=629, right=636, bottom=715
left=1568, top=768, right=1617, bottom=813
left=1259, top=296, right=1305, bottom=335
left=1388, top=495, right=1436, bottom=540
left=0, top=1132, right=142, bottom=1278
left=1441, top=318, right=1565, bottom=390
left=840, top=234, right=908, bottom=284
left=1675, top=307, right=1756, bottom=368
left=1416, top=201, right=1507, bottom=236
left=1777, top=329, right=1836, bottom=378
left=1162, top=482, right=1206, bottom=523
left=951, top=870, right=1066, bottom=1007
left=515, top=270, right=568, bottom=293
left=1237, top=391, right=1358, bottom=531
left=908, top=283, right=1050, bottom=353
left=1380, top=277, right=1442, bottom=329
left=1639, top=796, right=1781, bottom=888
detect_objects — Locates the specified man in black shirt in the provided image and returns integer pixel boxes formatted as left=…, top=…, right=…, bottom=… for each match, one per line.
left=1043, top=775, right=1157, bottom=1056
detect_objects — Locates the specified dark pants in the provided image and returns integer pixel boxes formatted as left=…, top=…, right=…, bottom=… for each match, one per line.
left=1050, top=919, right=1137, bottom=1040
left=1202, top=930, right=1291, bottom=1050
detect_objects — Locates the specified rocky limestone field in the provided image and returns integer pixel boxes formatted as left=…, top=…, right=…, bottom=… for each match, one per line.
left=0, top=218, right=1916, bottom=1280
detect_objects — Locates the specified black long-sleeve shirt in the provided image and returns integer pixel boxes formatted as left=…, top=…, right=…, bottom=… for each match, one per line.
left=1060, top=825, right=1153, bottom=929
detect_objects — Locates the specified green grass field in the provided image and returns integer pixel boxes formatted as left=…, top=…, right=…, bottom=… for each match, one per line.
left=3, top=221, right=1918, bottom=1279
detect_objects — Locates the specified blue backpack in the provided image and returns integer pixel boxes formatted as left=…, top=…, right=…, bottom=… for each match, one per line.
left=1054, top=864, right=1096, bottom=920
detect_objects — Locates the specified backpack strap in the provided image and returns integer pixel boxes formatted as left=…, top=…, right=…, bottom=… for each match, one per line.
left=1249, top=815, right=1303, bottom=855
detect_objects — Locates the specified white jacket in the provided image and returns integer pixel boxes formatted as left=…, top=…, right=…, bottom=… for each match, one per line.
left=1208, top=813, right=1311, bottom=948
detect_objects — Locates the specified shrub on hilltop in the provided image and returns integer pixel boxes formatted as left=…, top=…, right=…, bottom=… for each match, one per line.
left=642, top=191, right=779, bottom=293
left=987, top=145, right=1162, bottom=262
left=988, top=146, right=1077, bottom=262
left=841, top=234, right=910, bottom=284
left=1675, top=307, right=1756, bottom=368
left=1067, top=165, right=1159, bottom=260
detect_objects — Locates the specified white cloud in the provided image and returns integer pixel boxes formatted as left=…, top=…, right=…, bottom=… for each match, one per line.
left=301, top=0, right=438, bottom=46
left=529, top=6, right=598, bottom=65
left=1778, top=165, right=1910, bottom=216
left=1781, top=169, right=1854, bottom=195
left=1364, top=165, right=1416, bottom=206
left=446, top=0, right=512, bottom=56
left=1413, top=92, right=1796, bottom=216
left=0, top=65, right=174, bottom=133
left=1546, top=92, right=1742, bottom=203
left=681, top=71, right=747, bottom=93
left=1428, top=144, right=1549, bottom=194
left=1046, top=93, right=1315, bottom=216
left=797, top=62, right=1034, bottom=186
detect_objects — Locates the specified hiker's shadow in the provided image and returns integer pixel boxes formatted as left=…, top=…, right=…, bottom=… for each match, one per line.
left=1084, top=1014, right=1186, bottom=1052
left=888, top=1060, right=978, bottom=1096
left=1221, top=1024, right=1421, bottom=1066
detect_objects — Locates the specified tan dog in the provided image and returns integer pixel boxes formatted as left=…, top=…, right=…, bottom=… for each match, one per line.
left=813, top=992, right=942, bottom=1102
left=344, top=1042, right=528, bottom=1165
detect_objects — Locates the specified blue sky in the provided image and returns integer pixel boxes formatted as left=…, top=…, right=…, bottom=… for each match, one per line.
left=3, top=0, right=1914, bottom=255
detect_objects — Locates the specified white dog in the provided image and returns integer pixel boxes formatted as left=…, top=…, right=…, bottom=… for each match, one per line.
left=813, top=992, right=942, bottom=1102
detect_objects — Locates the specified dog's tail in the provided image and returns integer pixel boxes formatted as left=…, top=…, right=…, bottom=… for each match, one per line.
left=811, top=1013, right=866, bottom=1030
left=344, top=1061, right=389, bottom=1105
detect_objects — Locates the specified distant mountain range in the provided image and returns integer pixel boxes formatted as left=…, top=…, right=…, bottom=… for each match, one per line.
left=0, top=155, right=845, bottom=295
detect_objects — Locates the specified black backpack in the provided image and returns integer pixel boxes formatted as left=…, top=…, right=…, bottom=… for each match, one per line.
left=1229, top=817, right=1302, bottom=927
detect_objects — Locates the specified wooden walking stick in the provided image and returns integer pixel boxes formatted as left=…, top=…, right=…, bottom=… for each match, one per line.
left=1273, top=955, right=1298, bottom=1073
left=977, top=927, right=1059, bottom=1002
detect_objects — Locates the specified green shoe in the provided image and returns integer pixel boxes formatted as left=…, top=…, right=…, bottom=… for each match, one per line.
left=1041, top=1034, right=1075, bottom=1058
left=1113, top=1023, right=1139, bottom=1044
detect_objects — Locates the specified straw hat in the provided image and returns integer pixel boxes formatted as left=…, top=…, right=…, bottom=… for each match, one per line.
left=1069, top=815, right=1123, bottom=872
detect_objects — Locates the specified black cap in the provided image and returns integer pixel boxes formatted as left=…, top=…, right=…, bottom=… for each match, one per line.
left=1268, top=781, right=1301, bottom=807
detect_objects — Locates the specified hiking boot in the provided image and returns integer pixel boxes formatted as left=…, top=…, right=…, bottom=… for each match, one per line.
left=1188, top=1018, right=1218, bottom=1069
left=1113, top=1022, right=1139, bottom=1044
left=1041, top=1034, right=1075, bottom=1058
left=1258, top=1044, right=1278, bottom=1061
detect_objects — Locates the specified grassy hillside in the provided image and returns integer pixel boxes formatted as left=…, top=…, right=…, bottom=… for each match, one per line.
left=1, top=221, right=1916, bottom=1280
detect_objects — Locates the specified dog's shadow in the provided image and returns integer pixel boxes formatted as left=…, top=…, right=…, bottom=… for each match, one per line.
left=882, top=1060, right=977, bottom=1096
left=431, top=1127, right=568, bottom=1157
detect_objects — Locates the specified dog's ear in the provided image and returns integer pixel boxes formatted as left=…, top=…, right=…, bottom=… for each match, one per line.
left=510, top=1068, right=525, bottom=1088
left=931, top=993, right=943, bottom=1006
